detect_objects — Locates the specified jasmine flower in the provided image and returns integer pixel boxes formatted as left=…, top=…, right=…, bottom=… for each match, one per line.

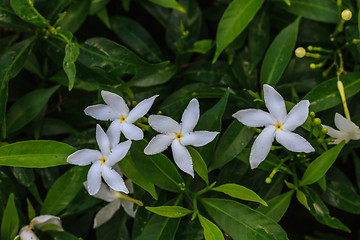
left=16, top=215, right=62, bottom=240
left=322, top=113, right=360, bottom=144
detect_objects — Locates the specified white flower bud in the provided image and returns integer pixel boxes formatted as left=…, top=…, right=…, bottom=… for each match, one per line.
left=341, top=9, right=352, bottom=21
left=295, top=47, right=306, bottom=58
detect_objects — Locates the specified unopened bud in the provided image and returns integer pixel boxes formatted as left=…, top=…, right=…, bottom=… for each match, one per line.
left=341, top=9, right=352, bottom=21
left=310, top=63, right=316, bottom=69
left=313, top=118, right=321, bottom=125
left=265, top=177, right=272, bottom=184
left=310, top=112, right=315, bottom=118
left=321, top=127, right=328, bottom=134
left=295, top=47, right=306, bottom=58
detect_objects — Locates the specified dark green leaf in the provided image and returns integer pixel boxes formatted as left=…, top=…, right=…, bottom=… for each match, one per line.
left=129, top=65, right=177, bottom=87
left=96, top=210, right=129, bottom=240
left=198, top=214, right=224, bottom=240
left=260, top=17, right=300, bottom=86
left=10, top=0, right=49, bottom=27
left=296, top=189, right=310, bottom=210
left=59, top=0, right=90, bottom=33
left=146, top=206, right=192, bottom=218
left=1, top=193, right=18, bottom=240
left=63, top=43, right=80, bottom=91
left=26, top=199, right=36, bottom=221
left=11, top=168, right=42, bottom=204
left=148, top=0, right=186, bottom=13
left=0, top=6, right=34, bottom=31
left=186, top=40, right=213, bottom=54
left=89, top=0, right=110, bottom=15
left=257, top=190, right=294, bottom=222
left=0, top=140, right=76, bottom=168
left=187, top=146, right=208, bottom=185
left=48, top=231, right=80, bottom=240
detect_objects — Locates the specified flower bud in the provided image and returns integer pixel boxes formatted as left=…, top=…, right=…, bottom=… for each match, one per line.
left=321, top=127, right=328, bottom=134
left=295, top=47, right=306, bottom=58
left=265, top=177, right=272, bottom=184
left=313, top=118, right=321, bottom=125
left=310, top=112, right=315, bottom=118
left=341, top=9, right=352, bottom=21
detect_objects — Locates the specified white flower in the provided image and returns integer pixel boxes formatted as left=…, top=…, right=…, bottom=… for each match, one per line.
left=16, top=215, right=62, bottom=240
left=67, top=124, right=131, bottom=195
left=322, top=113, right=360, bottom=144
left=87, top=179, right=140, bottom=228
left=84, top=90, right=158, bottom=145
left=232, top=84, right=314, bottom=169
left=144, top=98, right=219, bottom=177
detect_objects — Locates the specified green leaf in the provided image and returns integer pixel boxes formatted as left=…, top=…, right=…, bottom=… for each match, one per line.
left=1, top=193, right=19, bottom=240
left=119, top=154, right=158, bottom=200
left=129, top=65, right=177, bottom=87
left=0, top=140, right=76, bottom=168
left=260, top=17, right=300, bottom=86
left=186, top=40, right=213, bottom=54
left=211, top=121, right=254, bottom=171
left=48, top=231, right=80, bottom=240
left=272, top=0, right=337, bottom=23
left=11, top=168, right=42, bottom=204
left=59, top=0, right=90, bottom=33
left=96, top=210, right=129, bottom=240
left=213, top=0, right=264, bottom=62
left=6, top=85, right=59, bottom=134
left=63, top=43, right=80, bottom=91
left=0, top=6, right=34, bottom=31
left=146, top=206, right=193, bottom=218
left=130, top=140, right=184, bottom=192
left=89, top=0, right=110, bottom=15
left=0, top=37, right=35, bottom=139
left=300, top=141, right=345, bottom=186
left=26, top=199, right=36, bottom=221
left=187, top=146, right=208, bottom=185
left=10, top=0, right=49, bottom=27
left=296, top=189, right=310, bottom=210
left=303, top=72, right=360, bottom=112
left=212, top=183, right=268, bottom=206
left=41, top=166, right=87, bottom=215
left=257, top=190, right=294, bottom=222
left=148, top=0, right=186, bottom=13
left=201, top=198, right=289, bottom=240
left=198, top=214, right=225, bottom=240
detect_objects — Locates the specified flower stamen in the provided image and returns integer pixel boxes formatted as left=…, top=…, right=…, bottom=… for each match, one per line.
left=274, top=122, right=283, bottom=130
left=175, top=132, right=183, bottom=141
left=119, top=115, right=127, bottom=122
left=100, top=157, right=107, bottom=165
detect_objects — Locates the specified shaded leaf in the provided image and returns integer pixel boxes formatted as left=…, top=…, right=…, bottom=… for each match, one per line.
left=198, top=214, right=224, bottom=240
left=146, top=206, right=192, bottom=218
left=1, top=193, right=18, bottom=240
left=63, top=43, right=80, bottom=91
left=187, top=146, right=208, bottom=185
left=257, top=190, right=294, bottom=222
left=59, top=0, right=90, bottom=33
left=10, top=0, right=49, bottom=27
left=148, top=0, right=186, bottom=13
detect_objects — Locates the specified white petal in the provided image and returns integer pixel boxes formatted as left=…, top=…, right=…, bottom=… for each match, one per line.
left=19, top=227, right=37, bottom=240
left=322, top=124, right=341, bottom=139
left=127, top=95, right=158, bottom=123
left=180, top=98, right=200, bottom=133
left=101, top=90, right=129, bottom=116
left=84, top=104, right=119, bottom=121
left=283, top=100, right=310, bottom=131
left=334, top=113, right=359, bottom=132
left=181, top=131, right=219, bottom=147
left=148, top=115, right=180, bottom=134
left=93, top=182, right=117, bottom=202
left=144, top=134, right=174, bottom=155
left=120, top=122, right=144, bottom=140
left=171, top=140, right=194, bottom=177
left=125, top=179, right=134, bottom=194
left=107, top=140, right=132, bottom=166
left=102, top=165, right=129, bottom=194
left=31, top=215, right=62, bottom=231
left=87, top=161, right=102, bottom=195
left=106, top=120, right=121, bottom=149
left=96, top=124, right=110, bottom=156
left=232, top=109, right=275, bottom=127
left=93, top=200, right=121, bottom=228
left=275, top=130, right=314, bottom=153
left=122, top=200, right=137, bottom=218
left=250, top=125, right=275, bottom=169
left=67, top=149, right=102, bottom=166
left=263, top=84, right=287, bottom=122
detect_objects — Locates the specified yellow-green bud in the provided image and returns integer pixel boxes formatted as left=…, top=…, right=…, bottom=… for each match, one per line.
left=318, top=138, right=324, bottom=144
left=265, top=177, right=272, bottom=184
left=341, top=9, right=352, bottom=21
left=295, top=47, right=306, bottom=58
left=353, top=39, right=359, bottom=44
left=310, top=112, right=315, bottom=118
left=313, top=118, right=321, bottom=125
left=310, top=63, right=316, bottom=69
left=321, top=128, right=328, bottom=134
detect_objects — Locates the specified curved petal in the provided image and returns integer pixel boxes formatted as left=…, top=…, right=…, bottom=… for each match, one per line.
left=19, top=227, right=37, bottom=240
left=232, top=109, right=275, bottom=127
left=144, top=134, right=174, bottom=155
left=102, top=165, right=129, bottom=194
left=67, top=149, right=102, bottom=166
left=31, top=215, right=62, bottom=231
left=101, top=90, right=129, bottom=116
left=283, top=100, right=310, bottom=131
left=276, top=130, right=314, bottom=153
left=107, top=140, right=132, bottom=166
left=84, top=104, right=119, bottom=121
left=181, top=131, right=219, bottom=147
left=96, top=124, right=110, bottom=156
left=250, top=125, right=275, bottom=169
left=127, top=95, right=158, bottom=123
left=263, top=84, right=287, bottom=122
left=120, top=122, right=144, bottom=140
left=106, top=120, right=121, bottom=149
left=93, top=182, right=117, bottom=202
left=148, top=115, right=180, bottom=134
left=180, top=98, right=200, bottom=133
left=171, top=140, right=194, bottom=177
left=87, top=161, right=102, bottom=195
left=334, top=113, right=359, bottom=132
left=93, top=200, right=121, bottom=228
left=322, top=124, right=341, bottom=139
left=122, top=200, right=137, bottom=218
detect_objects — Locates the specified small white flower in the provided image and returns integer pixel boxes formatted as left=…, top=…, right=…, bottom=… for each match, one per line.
left=144, top=98, right=219, bottom=177
left=322, top=113, right=360, bottom=144
left=84, top=90, right=158, bottom=145
left=232, top=84, right=314, bottom=169
left=67, top=124, right=131, bottom=195
left=87, top=179, right=139, bottom=228
left=16, top=215, right=63, bottom=240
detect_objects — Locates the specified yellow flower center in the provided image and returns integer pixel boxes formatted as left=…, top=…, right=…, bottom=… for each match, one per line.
left=100, top=157, right=107, bottom=165
left=119, top=115, right=127, bottom=122
left=175, top=132, right=183, bottom=141
left=274, top=122, right=283, bottom=130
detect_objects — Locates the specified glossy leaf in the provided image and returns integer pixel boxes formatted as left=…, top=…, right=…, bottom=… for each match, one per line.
left=303, top=72, right=360, bottom=112
left=148, top=0, right=186, bottom=13
left=300, top=141, right=345, bottom=186
left=296, top=189, right=310, bottom=210
left=187, top=146, right=208, bottom=185
left=0, top=140, right=76, bottom=168
left=198, top=214, right=225, bottom=240
left=41, top=166, right=87, bottom=215
left=211, top=120, right=254, bottom=171
left=1, top=193, right=18, bottom=240
left=213, top=0, right=264, bottom=62
left=212, top=183, right=268, bottom=206
left=63, top=43, right=80, bottom=91
left=201, top=198, right=289, bottom=240
left=260, top=17, right=300, bottom=86
left=257, top=190, right=294, bottom=222
left=129, top=65, right=177, bottom=87
left=10, top=0, right=49, bottom=27
left=146, top=206, right=192, bottom=218
left=59, top=0, right=90, bottom=33
left=0, top=6, right=33, bottom=31
left=6, top=85, right=59, bottom=134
